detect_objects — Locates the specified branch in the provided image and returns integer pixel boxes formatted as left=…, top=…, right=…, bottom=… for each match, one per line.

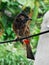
left=0, top=30, right=49, bottom=44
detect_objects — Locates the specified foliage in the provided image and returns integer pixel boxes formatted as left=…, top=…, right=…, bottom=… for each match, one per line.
left=0, top=0, right=49, bottom=65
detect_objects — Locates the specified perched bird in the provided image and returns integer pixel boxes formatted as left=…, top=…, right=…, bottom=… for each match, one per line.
left=13, top=7, right=35, bottom=60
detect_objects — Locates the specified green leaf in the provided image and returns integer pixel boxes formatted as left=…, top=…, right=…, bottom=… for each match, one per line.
left=2, top=0, right=8, bottom=2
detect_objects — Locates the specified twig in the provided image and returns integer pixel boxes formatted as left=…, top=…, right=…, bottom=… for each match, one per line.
left=0, top=30, right=49, bottom=44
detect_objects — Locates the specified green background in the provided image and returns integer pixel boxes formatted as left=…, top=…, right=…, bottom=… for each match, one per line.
left=0, top=0, right=49, bottom=65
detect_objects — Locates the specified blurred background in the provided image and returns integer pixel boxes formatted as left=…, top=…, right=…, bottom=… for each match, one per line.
left=0, top=0, right=49, bottom=65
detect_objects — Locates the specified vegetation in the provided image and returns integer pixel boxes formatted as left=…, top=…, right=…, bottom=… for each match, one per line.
left=0, top=0, right=49, bottom=65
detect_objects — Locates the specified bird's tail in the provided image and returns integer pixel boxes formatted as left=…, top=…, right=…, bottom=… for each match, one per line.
left=26, top=43, right=35, bottom=60
left=22, top=39, right=35, bottom=60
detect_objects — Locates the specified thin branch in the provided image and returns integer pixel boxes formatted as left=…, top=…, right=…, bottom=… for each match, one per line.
left=0, top=30, right=49, bottom=44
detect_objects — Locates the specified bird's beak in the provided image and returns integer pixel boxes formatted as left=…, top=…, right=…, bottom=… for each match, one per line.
left=29, top=18, right=32, bottom=20
left=26, top=18, right=32, bottom=20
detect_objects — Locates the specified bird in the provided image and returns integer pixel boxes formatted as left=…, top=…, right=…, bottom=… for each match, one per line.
left=13, top=7, right=35, bottom=60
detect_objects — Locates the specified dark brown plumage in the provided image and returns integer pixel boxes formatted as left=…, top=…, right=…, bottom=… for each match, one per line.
left=13, top=7, right=35, bottom=60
